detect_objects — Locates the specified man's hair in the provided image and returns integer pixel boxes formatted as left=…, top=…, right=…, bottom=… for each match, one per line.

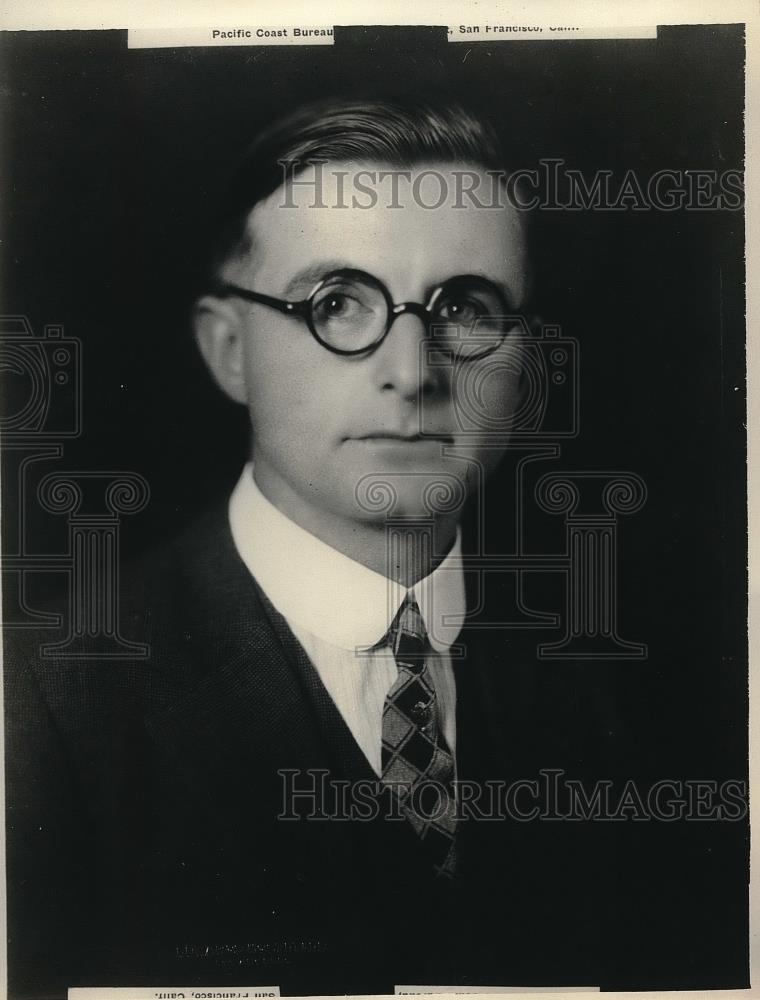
left=204, top=95, right=510, bottom=284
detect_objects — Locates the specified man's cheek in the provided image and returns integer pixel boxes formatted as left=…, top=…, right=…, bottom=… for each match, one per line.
left=250, top=374, right=307, bottom=433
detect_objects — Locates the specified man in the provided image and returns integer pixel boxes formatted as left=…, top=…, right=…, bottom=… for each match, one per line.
left=5, top=98, right=604, bottom=998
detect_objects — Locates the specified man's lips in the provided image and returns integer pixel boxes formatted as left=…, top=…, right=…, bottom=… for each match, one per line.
left=349, top=432, right=455, bottom=443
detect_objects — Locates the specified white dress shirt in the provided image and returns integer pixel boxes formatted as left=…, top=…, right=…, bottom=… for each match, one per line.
left=228, top=462, right=466, bottom=776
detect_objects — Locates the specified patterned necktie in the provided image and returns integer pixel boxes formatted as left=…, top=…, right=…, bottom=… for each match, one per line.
left=381, top=592, right=457, bottom=878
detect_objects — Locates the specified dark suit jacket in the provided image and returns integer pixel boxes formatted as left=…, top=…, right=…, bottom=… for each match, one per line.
left=4, top=502, right=748, bottom=997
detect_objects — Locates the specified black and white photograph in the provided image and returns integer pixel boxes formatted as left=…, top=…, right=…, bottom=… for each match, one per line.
left=0, top=4, right=752, bottom=998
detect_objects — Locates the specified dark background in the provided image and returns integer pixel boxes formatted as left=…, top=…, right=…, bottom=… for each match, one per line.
left=0, top=23, right=749, bottom=989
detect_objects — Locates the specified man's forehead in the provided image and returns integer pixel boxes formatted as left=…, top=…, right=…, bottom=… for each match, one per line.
left=237, top=160, right=528, bottom=302
left=251, top=160, right=524, bottom=227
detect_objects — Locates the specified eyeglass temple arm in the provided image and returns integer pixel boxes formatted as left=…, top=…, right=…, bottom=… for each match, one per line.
left=210, top=282, right=308, bottom=319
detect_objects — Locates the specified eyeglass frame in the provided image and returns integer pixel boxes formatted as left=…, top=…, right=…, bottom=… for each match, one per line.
left=209, top=267, right=522, bottom=361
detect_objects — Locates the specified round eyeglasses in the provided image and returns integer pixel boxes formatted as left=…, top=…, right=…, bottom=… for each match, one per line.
left=210, top=268, right=520, bottom=360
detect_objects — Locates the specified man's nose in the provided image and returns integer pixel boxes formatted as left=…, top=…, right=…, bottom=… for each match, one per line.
left=371, top=312, right=441, bottom=400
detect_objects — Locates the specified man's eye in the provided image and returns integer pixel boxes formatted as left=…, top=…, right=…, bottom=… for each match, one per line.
left=322, top=294, right=350, bottom=315
left=313, top=291, right=367, bottom=322
left=437, top=298, right=482, bottom=324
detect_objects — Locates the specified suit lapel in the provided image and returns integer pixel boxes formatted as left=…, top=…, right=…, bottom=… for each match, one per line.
left=143, top=620, right=333, bottom=787
left=142, top=503, right=338, bottom=806
left=253, top=584, right=378, bottom=783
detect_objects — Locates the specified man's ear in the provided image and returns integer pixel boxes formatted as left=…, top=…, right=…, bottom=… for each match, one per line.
left=193, top=296, right=248, bottom=405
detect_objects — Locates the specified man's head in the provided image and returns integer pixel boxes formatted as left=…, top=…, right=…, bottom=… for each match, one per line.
left=194, top=97, right=530, bottom=555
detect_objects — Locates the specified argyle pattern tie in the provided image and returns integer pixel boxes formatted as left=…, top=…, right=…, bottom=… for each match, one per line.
left=381, top=593, right=457, bottom=878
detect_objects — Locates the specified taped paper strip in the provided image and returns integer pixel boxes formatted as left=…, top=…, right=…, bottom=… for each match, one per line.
left=447, top=25, right=658, bottom=40
left=395, top=988, right=600, bottom=994
left=68, top=988, right=280, bottom=998
left=128, top=27, right=333, bottom=48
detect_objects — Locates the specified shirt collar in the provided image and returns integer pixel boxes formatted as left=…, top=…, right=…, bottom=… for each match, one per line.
left=228, top=462, right=466, bottom=652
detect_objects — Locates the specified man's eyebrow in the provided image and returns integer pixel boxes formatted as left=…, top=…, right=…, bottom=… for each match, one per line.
left=280, top=263, right=522, bottom=307
left=453, top=271, right=519, bottom=306
left=424, top=271, right=521, bottom=309
left=281, top=262, right=353, bottom=298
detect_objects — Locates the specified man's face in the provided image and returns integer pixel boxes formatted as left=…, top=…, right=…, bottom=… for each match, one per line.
left=215, top=162, right=528, bottom=528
